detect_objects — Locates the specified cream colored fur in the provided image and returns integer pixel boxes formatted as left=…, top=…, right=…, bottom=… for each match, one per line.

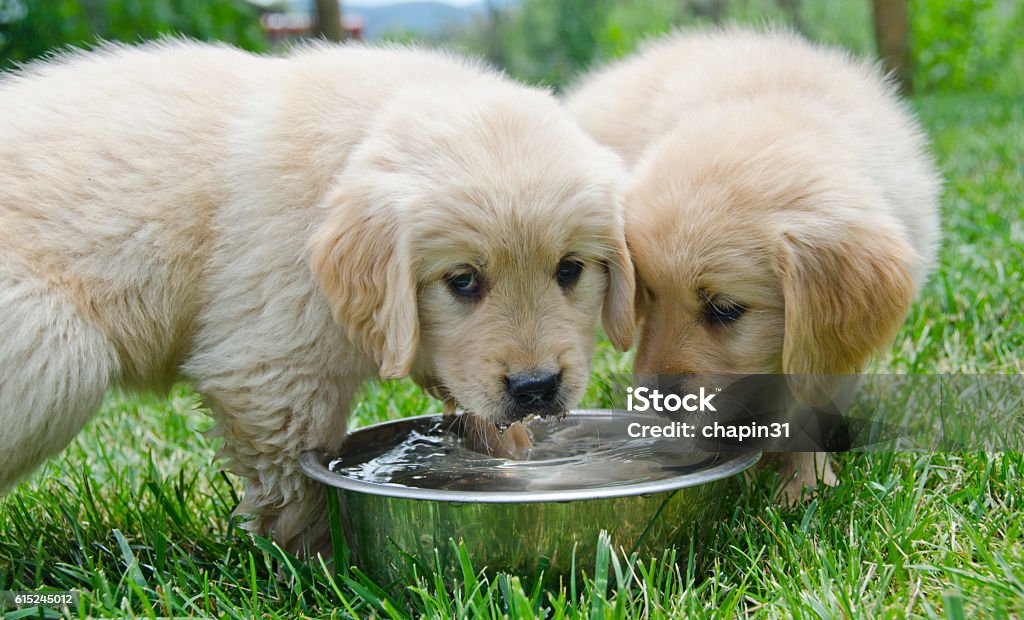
left=0, top=40, right=634, bottom=553
left=568, top=28, right=940, bottom=501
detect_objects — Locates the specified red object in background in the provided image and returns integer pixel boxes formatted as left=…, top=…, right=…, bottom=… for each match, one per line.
left=260, top=12, right=363, bottom=43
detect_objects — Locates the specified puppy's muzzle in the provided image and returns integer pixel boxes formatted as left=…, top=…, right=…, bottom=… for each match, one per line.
left=505, top=369, right=562, bottom=418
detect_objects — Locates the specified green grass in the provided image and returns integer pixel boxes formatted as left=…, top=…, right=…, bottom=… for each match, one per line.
left=2, top=91, right=1022, bottom=618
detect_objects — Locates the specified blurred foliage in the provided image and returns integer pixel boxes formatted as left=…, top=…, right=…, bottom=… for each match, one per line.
left=450, top=0, right=1023, bottom=94
left=2, top=0, right=1022, bottom=93
left=456, top=0, right=877, bottom=90
left=911, top=0, right=1024, bottom=92
left=486, top=0, right=613, bottom=88
left=0, top=0, right=267, bottom=71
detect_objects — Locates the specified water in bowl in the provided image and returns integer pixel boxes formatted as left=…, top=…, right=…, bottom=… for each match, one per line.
left=328, top=413, right=721, bottom=492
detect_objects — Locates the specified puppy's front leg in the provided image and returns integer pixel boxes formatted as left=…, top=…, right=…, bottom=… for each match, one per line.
left=198, top=374, right=363, bottom=558
left=761, top=451, right=837, bottom=506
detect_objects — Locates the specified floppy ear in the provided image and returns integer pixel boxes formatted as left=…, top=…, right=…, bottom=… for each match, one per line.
left=602, top=231, right=636, bottom=352
left=632, top=269, right=650, bottom=326
left=309, top=186, right=418, bottom=379
left=778, top=223, right=917, bottom=405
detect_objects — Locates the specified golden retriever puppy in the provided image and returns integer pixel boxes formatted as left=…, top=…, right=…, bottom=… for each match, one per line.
left=567, top=28, right=940, bottom=501
left=0, top=40, right=634, bottom=552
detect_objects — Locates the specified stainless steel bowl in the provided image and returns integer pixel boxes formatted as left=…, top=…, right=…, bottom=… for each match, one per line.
left=300, top=411, right=759, bottom=585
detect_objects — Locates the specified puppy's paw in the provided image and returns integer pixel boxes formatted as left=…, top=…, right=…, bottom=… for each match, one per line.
left=767, top=451, right=837, bottom=507
left=235, top=477, right=333, bottom=561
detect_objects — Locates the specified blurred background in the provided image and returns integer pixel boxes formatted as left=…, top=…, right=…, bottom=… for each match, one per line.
left=1, top=0, right=1022, bottom=95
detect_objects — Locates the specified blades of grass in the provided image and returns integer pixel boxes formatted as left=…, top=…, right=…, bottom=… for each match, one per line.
left=380, top=597, right=412, bottom=620
left=143, top=477, right=184, bottom=530
left=453, top=538, right=478, bottom=597
left=612, top=586, right=627, bottom=620
left=677, top=541, right=689, bottom=594
left=248, top=550, right=259, bottom=613
left=425, top=548, right=456, bottom=614
left=547, top=588, right=568, bottom=620
left=497, top=573, right=532, bottom=618
left=569, top=542, right=578, bottom=606
left=800, top=498, right=820, bottom=537
left=57, top=503, right=94, bottom=576
left=91, top=561, right=115, bottom=612
left=609, top=545, right=626, bottom=592
left=712, top=584, right=744, bottom=620
left=943, top=591, right=966, bottom=620
left=341, top=571, right=408, bottom=620
left=449, top=539, right=491, bottom=617
left=153, top=529, right=167, bottom=575
left=325, top=488, right=350, bottom=579
left=147, top=561, right=175, bottom=618
left=172, top=469, right=199, bottom=531
left=216, top=471, right=241, bottom=526
left=634, top=555, right=658, bottom=611
left=208, top=580, right=250, bottom=620
left=627, top=490, right=678, bottom=557
left=389, top=541, right=430, bottom=590
left=251, top=535, right=314, bottom=586
left=112, top=529, right=147, bottom=589
left=346, top=566, right=392, bottom=601
left=497, top=573, right=513, bottom=616
left=407, top=584, right=440, bottom=616
left=589, top=530, right=611, bottom=620
left=528, top=561, right=547, bottom=617
left=124, top=575, right=158, bottom=619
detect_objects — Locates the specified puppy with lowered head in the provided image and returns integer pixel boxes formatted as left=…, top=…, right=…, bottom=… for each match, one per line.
left=568, top=28, right=940, bottom=500
left=0, top=40, right=634, bottom=552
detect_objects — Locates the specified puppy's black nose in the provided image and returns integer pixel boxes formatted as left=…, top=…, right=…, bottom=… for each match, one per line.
left=506, top=370, right=561, bottom=408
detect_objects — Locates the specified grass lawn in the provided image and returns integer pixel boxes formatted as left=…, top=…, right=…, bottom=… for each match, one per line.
left=1, top=91, right=1022, bottom=619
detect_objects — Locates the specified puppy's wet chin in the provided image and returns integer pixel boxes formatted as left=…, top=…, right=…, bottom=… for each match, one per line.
left=503, top=401, right=566, bottom=424
left=411, top=371, right=570, bottom=425
left=458, top=389, right=571, bottom=425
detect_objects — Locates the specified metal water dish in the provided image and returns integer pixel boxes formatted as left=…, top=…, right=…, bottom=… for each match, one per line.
left=300, top=410, right=759, bottom=585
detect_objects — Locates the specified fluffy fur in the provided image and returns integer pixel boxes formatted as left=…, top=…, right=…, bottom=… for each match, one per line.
left=567, top=28, right=940, bottom=500
left=0, top=40, right=634, bottom=552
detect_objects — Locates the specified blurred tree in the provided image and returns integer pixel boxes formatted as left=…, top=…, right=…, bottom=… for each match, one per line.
left=0, top=0, right=267, bottom=70
left=682, top=0, right=726, bottom=24
left=775, top=0, right=806, bottom=34
left=483, top=0, right=505, bottom=67
left=313, top=0, right=345, bottom=41
left=558, top=0, right=612, bottom=72
left=871, top=0, right=911, bottom=94
left=492, top=0, right=613, bottom=87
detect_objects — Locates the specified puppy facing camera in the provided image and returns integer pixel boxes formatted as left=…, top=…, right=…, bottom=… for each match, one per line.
left=0, top=40, right=633, bottom=553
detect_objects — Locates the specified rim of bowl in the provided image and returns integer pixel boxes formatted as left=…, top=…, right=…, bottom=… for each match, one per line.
left=299, top=411, right=761, bottom=503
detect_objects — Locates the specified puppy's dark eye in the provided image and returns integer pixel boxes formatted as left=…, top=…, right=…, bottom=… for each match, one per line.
left=704, top=296, right=746, bottom=326
left=446, top=270, right=481, bottom=299
left=556, top=257, right=584, bottom=289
